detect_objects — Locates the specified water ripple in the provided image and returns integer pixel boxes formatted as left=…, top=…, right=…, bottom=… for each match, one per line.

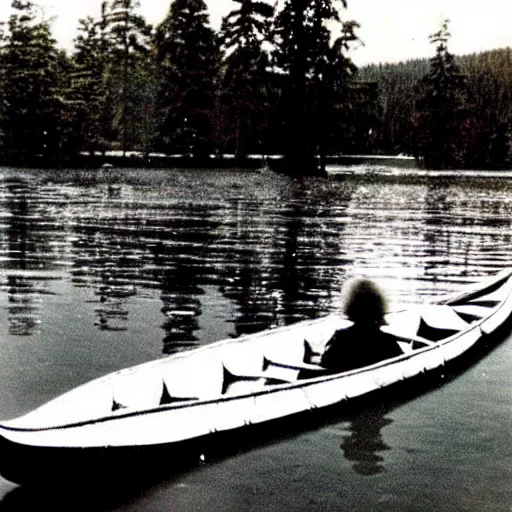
left=0, top=169, right=512, bottom=351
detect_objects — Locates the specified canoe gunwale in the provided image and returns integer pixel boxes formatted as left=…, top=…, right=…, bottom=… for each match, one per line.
left=436, top=268, right=512, bottom=306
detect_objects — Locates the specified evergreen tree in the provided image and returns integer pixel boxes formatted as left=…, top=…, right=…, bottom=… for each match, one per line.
left=155, top=0, right=221, bottom=158
left=65, top=15, right=108, bottom=155
left=458, top=49, right=511, bottom=168
left=104, top=0, right=153, bottom=155
left=273, top=0, right=358, bottom=173
left=360, top=60, right=429, bottom=155
left=0, top=21, right=7, bottom=150
left=358, top=48, right=512, bottom=165
left=219, top=0, right=274, bottom=158
left=132, top=58, right=159, bottom=158
left=66, top=1, right=155, bottom=156
left=412, top=20, right=467, bottom=169
left=308, top=20, right=359, bottom=160
left=0, top=0, right=63, bottom=161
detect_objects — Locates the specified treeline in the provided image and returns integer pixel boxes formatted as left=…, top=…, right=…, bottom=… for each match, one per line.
left=362, top=33, right=512, bottom=169
left=0, top=2, right=511, bottom=171
left=0, top=0, right=373, bottom=170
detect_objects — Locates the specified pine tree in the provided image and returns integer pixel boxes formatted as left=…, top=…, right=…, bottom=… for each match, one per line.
left=155, top=0, right=220, bottom=158
left=308, top=19, right=359, bottom=160
left=360, top=60, right=429, bottom=155
left=0, top=21, right=7, bottom=151
left=65, top=15, right=108, bottom=154
left=65, top=1, right=154, bottom=156
left=272, top=0, right=359, bottom=173
left=219, top=0, right=274, bottom=158
left=412, top=20, right=467, bottom=169
left=105, top=0, right=153, bottom=155
left=0, top=0, right=63, bottom=161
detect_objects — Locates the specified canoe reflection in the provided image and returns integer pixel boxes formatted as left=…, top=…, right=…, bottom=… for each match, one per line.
left=340, top=407, right=393, bottom=476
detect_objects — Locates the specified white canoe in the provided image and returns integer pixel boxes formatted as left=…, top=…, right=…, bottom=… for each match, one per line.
left=1, top=269, right=512, bottom=483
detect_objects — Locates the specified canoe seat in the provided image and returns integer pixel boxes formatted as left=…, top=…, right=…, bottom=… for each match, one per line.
left=262, top=338, right=326, bottom=381
left=112, top=353, right=229, bottom=411
left=417, top=305, right=468, bottom=341
left=452, top=304, right=491, bottom=322
left=162, top=355, right=225, bottom=401
left=112, top=371, right=167, bottom=412
left=221, top=364, right=291, bottom=395
left=221, top=346, right=272, bottom=395
left=263, top=338, right=316, bottom=367
left=220, top=340, right=325, bottom=393
left=384, top=305, right=469, bottom=345
left=384, top=310, right=422, bottom=341
left=159, top=382, right=199, bottom=405
left=112, top=380, right=200, bottom=412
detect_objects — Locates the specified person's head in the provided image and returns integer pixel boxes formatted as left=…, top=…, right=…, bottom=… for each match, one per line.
left=342, top=278, right=388, bottom=327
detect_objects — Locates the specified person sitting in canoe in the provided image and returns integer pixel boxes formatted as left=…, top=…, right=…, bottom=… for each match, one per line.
left=320, top=278, right=403, bottom=372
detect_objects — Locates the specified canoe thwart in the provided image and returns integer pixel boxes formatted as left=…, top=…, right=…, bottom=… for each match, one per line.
left=262, top=356, right=326, bottom=373
left=160, top=382, right=198, bottom=405
left=416, top=318, right=459, bottom=342
left=452, top=304, right=490, bottom=322
left=221, top=364, right=292, bottom=395
left=380, top=326, right=437, bottom=347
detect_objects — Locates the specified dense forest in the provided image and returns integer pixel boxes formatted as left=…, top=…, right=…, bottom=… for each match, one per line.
left=0, top=0, right=511, bottom=171
left=362, top=42, right=512, bottom=169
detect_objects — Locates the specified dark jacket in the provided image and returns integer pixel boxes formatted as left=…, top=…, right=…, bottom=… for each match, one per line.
left=320, top=324, right=403, bottom=373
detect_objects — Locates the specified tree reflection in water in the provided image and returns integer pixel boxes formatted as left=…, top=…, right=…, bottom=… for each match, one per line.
left=340, top=406, right=393, bottom=476
left=5, top=276, right=43, bottom=336
left=160, top=264, right=203, bottom=354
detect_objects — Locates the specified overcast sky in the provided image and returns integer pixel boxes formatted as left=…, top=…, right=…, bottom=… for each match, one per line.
left=0, top=0, right=511, bottom=65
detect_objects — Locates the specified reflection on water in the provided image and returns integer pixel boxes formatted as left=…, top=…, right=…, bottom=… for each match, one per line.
left=340, top=407, right=393, bottom=476
left=159, top=264, right=205, bottom=352
left=5, top=276, right=42, bottom=336
left=1, top=169, right=512, bottom=350
left=0, top=274, right=60, bottom=336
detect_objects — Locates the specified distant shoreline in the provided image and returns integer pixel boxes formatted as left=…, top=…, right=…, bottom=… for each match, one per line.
left=0, top=154, right=418, bottom=171
left=0, top=154, right=265, bottom=170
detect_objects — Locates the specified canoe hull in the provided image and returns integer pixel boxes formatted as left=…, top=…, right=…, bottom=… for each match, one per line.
left=1, top=270, right=512, bottom=484
left=0, top=433, right=203, bottom=486
left=0, top=333, right=479, bottom=450
left=0, top=322, right=507, bottom=487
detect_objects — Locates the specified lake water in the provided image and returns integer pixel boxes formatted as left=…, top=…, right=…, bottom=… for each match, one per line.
left=0, top=166, right=510, bottom=511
